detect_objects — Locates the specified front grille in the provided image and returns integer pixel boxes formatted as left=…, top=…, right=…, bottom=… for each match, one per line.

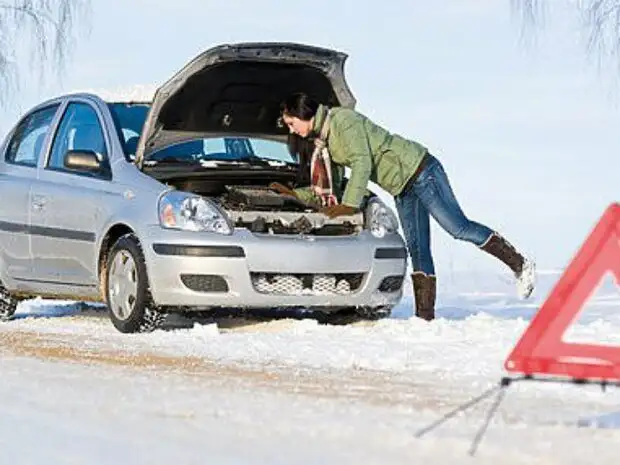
left=250, top=272, right=364, bottom=296
left=180, top=274, right=229, bottom=293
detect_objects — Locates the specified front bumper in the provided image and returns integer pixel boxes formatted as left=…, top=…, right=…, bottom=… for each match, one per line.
left=141, top=226, right=407, bottom=310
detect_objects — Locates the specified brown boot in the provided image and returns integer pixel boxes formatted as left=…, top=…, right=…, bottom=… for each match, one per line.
left=479, top=232, right=536, bottom=299
left=411, top=272, right=436, bottom=321
left=479, top=232, right=523, bottom=274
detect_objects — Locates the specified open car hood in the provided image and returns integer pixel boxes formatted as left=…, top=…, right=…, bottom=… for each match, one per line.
left=135, top=42, right=356, bottom=167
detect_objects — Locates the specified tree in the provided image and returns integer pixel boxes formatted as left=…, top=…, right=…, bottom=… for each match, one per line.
left=0, top=0, right=90, bottom=104
left=511, top=0, right=620, bottom=70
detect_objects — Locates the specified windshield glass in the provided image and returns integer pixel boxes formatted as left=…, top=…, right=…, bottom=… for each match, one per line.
left=148, top=137, right=297, bottom=165
left=107, top=102, right=150, bottom=160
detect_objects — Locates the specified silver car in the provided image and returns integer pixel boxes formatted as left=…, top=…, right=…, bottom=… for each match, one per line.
left=0, top=42, right=407, bottom=333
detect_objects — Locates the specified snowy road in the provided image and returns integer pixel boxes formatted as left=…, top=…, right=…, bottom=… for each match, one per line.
left=1, top=271, right=619, bottom=464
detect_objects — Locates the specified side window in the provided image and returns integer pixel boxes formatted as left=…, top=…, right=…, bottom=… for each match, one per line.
left=107, top=102, right=150, bottom=162
left=47, top=102, right=110, bottom=176
left=5, top=105, right=59, bottom=167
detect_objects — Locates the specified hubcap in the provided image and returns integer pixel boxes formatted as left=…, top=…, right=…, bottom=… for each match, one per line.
left=108, top=250, right=138, bottom=321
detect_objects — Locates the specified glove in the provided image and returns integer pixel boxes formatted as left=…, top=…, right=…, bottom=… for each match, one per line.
left=319, top=204, right=358, bottom=219
left=269, top=182, right=297, bottom=198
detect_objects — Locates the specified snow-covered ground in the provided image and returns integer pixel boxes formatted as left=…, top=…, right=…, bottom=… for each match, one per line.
left=1, top=269, right=619, bottom=464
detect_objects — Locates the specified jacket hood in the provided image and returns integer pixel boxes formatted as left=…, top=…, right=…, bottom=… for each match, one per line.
left=135, top=42, right=356, bottom=167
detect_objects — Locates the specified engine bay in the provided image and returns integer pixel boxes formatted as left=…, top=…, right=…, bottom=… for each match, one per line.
left=158, top=175, right=365, bottom=235
left=218, top=185, right=313, bottom=212
left=216, top=185, right=363, bottom=236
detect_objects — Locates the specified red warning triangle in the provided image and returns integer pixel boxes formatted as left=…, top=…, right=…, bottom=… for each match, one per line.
left=504, top=202, right=620, bottom=381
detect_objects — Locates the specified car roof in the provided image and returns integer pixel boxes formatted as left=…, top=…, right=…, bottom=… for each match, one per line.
left=30, top=87, right=155, bottom=109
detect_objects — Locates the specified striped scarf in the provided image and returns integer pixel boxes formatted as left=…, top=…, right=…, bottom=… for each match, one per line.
left=310, top=109, right=338, bottom=207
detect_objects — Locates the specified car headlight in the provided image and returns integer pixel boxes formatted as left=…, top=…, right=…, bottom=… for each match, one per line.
left=158, top=190, right=233, bottom=235
left=365, top=198, right=399, bottom=238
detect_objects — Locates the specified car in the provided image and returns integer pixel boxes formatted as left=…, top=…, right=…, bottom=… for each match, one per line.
left=0, top=42, right=408, bottom=333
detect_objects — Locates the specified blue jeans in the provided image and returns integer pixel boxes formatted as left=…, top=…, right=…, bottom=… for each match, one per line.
left=394, top=153, right=494, bottom=276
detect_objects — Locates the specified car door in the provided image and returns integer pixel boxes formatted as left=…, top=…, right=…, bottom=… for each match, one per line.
left=29, top=100, right=114, bottom=287
left=0, top=103, right=60, bottom=283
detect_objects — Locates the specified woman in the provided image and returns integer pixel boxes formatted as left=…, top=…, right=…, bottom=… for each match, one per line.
left=273, top=92, right=535, bottom=321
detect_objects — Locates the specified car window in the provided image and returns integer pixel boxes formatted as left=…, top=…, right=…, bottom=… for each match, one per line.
left=107, top=102, right=150, bottom=161
left=5, top=104, right=60, bottom=167
left=47, top=102, right=111, bottom=177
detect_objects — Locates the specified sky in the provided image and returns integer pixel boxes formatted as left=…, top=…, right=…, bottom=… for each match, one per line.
left=1, top=0, right=618, bottom=279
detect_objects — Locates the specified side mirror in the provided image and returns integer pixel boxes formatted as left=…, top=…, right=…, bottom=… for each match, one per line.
left=64, top=150, right=102, bottom=172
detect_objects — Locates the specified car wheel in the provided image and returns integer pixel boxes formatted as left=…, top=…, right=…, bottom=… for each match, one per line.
left=105, top=233, right=167, bottom=333
left=0, top=280, right=18, bottom=322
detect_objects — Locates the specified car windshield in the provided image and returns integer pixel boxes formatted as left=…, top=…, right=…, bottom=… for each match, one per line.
left=147, top=137, right=297, bottom=165
left=107, top=102, right=150, bottom=160
left=106, top=102, right=296, bottom=166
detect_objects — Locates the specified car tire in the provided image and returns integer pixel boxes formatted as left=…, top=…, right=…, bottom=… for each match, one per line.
left=105, top=233, right=167, bottom=333
left=0, top=280, right=18, bottom=322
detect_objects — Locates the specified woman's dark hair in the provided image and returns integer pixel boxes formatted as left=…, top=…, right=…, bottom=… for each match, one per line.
left=281, top=92, right=319, bottom=121
left=287, top=132, right=314, bottom=185
left=281, top=92, right=322, bottom=185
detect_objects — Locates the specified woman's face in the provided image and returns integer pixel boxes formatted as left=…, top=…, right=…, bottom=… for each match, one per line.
left=282, top=113, right=312, bottom=138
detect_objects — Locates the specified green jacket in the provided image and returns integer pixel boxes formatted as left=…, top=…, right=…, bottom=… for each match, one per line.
left=294, top=104, right=428, bottom=208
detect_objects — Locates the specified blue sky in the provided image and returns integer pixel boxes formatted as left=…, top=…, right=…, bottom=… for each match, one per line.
left=2, top=0, right=618, bottom=278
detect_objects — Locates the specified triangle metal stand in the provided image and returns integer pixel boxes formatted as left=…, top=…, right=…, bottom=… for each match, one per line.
left=414, top=375, right=620, bottom=456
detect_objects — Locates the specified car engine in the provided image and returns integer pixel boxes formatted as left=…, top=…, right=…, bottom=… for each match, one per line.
left=218, top=185, right=312, bottom=212
left=215, top=185, right=363, bottom=236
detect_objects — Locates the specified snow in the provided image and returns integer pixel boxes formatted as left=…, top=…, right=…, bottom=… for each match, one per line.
left=1, top=270, right=620, bottom=464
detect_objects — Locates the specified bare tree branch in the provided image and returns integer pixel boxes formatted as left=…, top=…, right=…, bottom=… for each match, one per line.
left=510, top=0, right=548, bottom=46
left=511, top=0, right=620, bottom=72
left=0, top=0, right=91, bottom=106
left=511, top=0, right=546, bottom=30
left=580, top=0, right=620, bottom=68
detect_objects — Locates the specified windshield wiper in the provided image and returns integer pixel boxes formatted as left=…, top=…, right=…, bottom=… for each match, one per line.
left=236, top=155, right=296, bottom=168
left=234, top=154, right=272, bottom=166
left=145, top=155, right=294, bottom=169
left=144, top=157, right=198, bottom=166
